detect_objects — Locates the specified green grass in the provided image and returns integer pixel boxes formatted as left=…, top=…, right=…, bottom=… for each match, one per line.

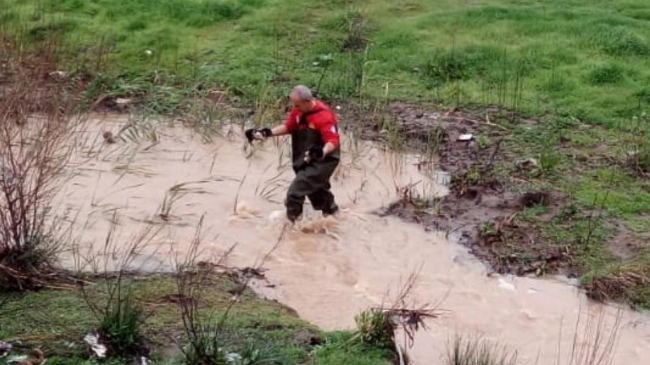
left=2, top=0, right=650, bottom=120
left=0, top=275, right=393, bottom=365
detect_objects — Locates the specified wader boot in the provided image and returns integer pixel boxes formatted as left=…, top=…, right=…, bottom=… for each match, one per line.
left=285, top=110, right=340, bottom=222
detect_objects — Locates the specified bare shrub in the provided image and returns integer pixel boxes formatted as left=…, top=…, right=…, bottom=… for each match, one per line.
left=0, top=36, right=85, bottom=290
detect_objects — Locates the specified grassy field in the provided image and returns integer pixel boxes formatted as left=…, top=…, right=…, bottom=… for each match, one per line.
left=1, top=0, right=650, bottom=122
left=0, top=275, right=395, bottom=365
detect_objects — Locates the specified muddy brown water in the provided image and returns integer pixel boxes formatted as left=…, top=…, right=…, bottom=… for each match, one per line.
left=53, top=115, right=650, bottom=365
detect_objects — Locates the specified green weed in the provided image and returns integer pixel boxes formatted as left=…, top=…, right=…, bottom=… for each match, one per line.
left=312, top=332, right=393, bottom=365
left=587, top=62, right=626, bottom=85
left=354, top=309, right=394, bottom=352
left=99, top=286, right=144, bottom=355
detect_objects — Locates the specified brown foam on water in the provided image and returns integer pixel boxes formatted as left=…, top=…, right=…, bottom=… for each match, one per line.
left=53, top=115, right=650, bottom=365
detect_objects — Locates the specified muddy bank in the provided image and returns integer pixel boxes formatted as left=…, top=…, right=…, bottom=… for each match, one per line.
left=346, top=103, right=588, bottom=278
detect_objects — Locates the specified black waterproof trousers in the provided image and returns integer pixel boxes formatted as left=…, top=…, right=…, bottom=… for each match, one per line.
left=285, top=158, right=339, bottom=220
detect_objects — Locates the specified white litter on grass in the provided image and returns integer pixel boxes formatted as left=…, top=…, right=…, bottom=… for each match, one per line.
left=226, top=352, right=242, bottom=364
left=84, top=333, right=107, bottom=358
left=6, top=355, right=27, bottom=364
left=0, top=341, right=12, bottom=355
left=458, top=134, right=474, bottom=141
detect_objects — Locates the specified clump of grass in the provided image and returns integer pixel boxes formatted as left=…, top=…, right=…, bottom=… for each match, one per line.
left=352, top=271, right=444, bottom=364
left=354, top=309, right=394, bottom=352
left=422, top=45, right=502, bottom=88
left=583, top=258, right=650, bottom=308
left=590, top=25, right=649, bottom=57
left=98, top=290, right=143, bottom=355
left=625, top=113, right=650, bottom=175
left=77, top=219, right=162, bottom=359
left=538, top=147, right=563, bottom=176
left=477, top=135, right=492, bottom=149
left=587, top=63, right=625, bottom=85
left=445, top=335, right=517, bottom=365
left=311, top=331, right=394, bottom=365
left=339, top=7, right=372, bottom=52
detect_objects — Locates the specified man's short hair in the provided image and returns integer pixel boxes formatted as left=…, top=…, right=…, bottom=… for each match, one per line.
left=291, top=85, right=313, bottom=101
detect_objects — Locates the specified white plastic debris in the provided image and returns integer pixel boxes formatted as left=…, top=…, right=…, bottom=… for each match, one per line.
left=84, top=333, right=107, bottom=358
left=516, top=158, right=538, bottom=169
left=6, top=355, right=27, bottom=364
left=115, top=98, right=132, bottom=106
left=226, top=352, right=242, bottom=364
left=458, top=134, right=473, bottom=141
left=0, top=341, right=12, bottom=357
left=49, top=70, right=67, bottom=78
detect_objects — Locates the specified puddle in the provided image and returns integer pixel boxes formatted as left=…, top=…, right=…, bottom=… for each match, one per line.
left=53, top=115, right=650, bottom=365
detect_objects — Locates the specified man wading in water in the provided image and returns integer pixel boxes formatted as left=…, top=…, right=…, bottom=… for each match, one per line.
left=245, top=85, right=340, bottom=223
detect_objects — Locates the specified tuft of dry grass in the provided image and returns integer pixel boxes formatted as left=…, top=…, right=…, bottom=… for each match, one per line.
left=445, top=335, right=517, bottom=365
left=584, top=263, right=650, bottom=308
left=557, top=305, right=622, bottom=365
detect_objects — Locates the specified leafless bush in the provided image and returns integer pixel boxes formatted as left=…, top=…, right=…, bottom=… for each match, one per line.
left=0, top=37, right=85, bottom=291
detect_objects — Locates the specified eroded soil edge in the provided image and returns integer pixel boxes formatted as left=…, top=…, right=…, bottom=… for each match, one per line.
left=347, top=103, right=596, bottom=279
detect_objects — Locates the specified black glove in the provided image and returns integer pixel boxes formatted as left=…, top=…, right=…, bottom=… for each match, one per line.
left=245, top=128, right=273, bottom=143
left=307, top=145, right=324, bottom=161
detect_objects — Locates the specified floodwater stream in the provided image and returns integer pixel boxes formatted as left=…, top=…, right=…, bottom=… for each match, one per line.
left=54, top=115, right=650, bottom=365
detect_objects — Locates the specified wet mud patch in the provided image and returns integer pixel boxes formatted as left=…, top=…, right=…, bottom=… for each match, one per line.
left=358, top=103, right=580, bottom=277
